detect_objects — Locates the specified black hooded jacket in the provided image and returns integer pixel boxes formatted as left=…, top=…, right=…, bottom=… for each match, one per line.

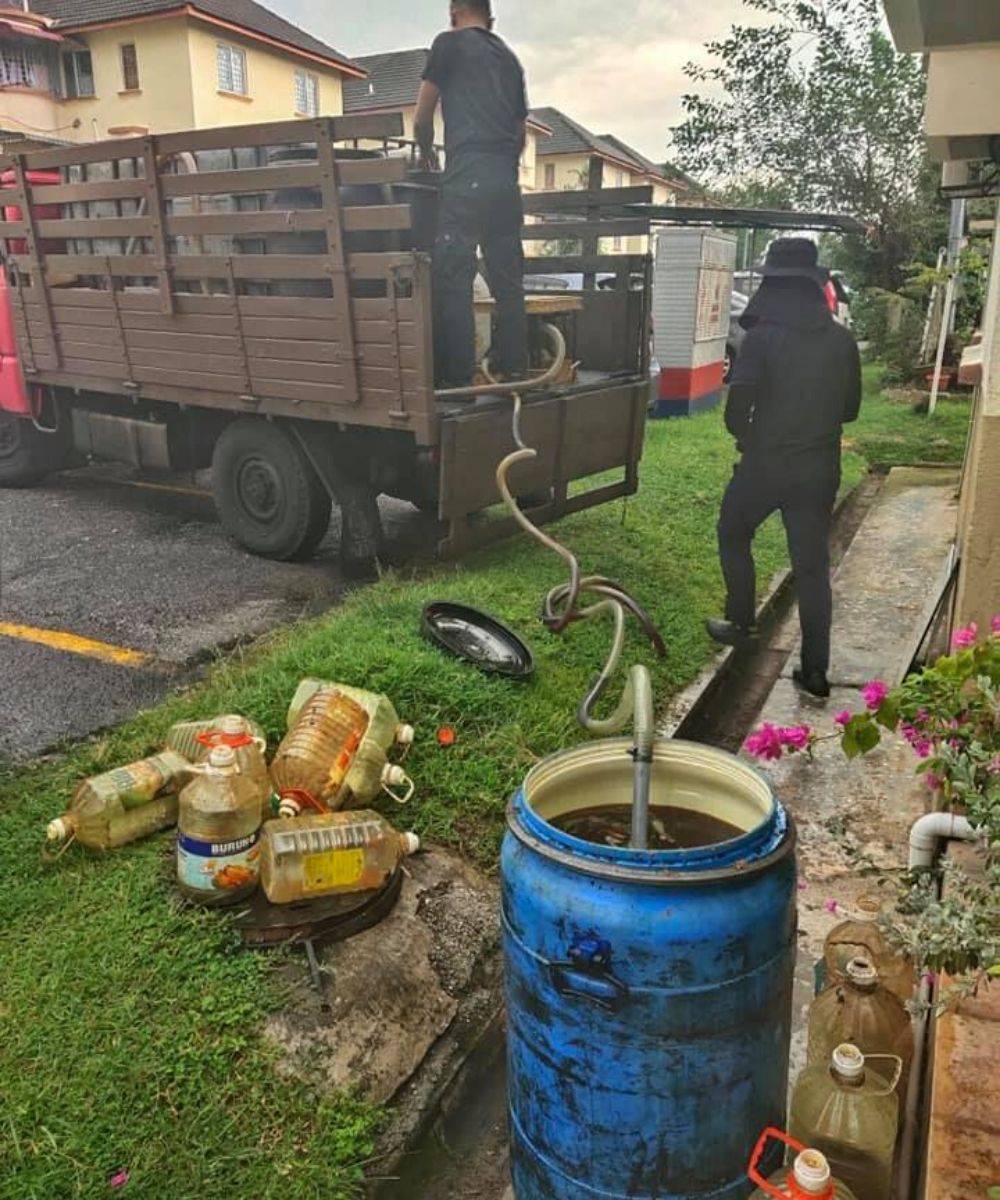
left=725, top=277, right=862, bottom=463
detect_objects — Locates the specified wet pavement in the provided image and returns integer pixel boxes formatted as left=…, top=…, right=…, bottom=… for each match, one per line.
left=0, top=465, right=433, bottom=761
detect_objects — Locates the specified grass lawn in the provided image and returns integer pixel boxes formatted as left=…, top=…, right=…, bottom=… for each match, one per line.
left=0, top=371, right=971, bottom=1198
left=846, top=362, right=973, bottom=467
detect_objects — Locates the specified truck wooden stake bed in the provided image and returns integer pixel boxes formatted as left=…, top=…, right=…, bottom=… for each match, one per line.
left=0, top=114, right=652, bottom=563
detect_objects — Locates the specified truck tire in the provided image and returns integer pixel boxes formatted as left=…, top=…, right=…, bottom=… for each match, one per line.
left=0, top=413, right=67, bottom=488
left=212, top=418, right=332, bottom=561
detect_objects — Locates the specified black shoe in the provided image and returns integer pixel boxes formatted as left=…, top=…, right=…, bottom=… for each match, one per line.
left=706, top=618, right=758, bottom=646
left=793, top=668, right=831, bottom=699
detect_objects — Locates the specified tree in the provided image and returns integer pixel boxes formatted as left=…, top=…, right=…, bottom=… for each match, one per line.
left=672, top=0, right=943, bottom=290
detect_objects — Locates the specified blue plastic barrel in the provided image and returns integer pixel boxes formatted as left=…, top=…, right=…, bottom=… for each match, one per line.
left=502, top=738, right=797, bottom=1200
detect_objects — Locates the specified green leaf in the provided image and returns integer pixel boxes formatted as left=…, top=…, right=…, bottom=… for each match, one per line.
left=856, top=721, right=882, bottom=754
left=842, top=727, right=861, bottom=760
left=876, top=696, right=901, bottom=731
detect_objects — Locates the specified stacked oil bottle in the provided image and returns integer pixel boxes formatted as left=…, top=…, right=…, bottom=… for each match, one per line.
left=46, top=683, right=420, bottom=909
left=745, top=895, right=916, bottom=1200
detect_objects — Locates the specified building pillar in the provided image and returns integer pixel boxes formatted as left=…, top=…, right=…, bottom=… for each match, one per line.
left=955, top=200, right=1000, bottom=629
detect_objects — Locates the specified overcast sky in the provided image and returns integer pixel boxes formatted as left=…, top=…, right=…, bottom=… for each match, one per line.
left=273, top=0, right=755, bottom=163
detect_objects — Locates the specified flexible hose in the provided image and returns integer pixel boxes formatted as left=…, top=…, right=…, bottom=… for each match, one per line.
left=475, top=323, right=666, bottom=847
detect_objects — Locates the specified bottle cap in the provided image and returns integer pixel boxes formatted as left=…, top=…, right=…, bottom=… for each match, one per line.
left=208, top=745, right=237, bottom=769
left=395, top=723, right=415, bottom=747
left=46, top=817, right=70, bottom=842
left=845, top=957, right=879, bottom=988
left=793, top=1150, right=832, bottom=1195
left=401, top=832, right=420, bottom=856
left=831, top=1043, right=865, bottom=1080
left=383, top=764, right=407, bottom=787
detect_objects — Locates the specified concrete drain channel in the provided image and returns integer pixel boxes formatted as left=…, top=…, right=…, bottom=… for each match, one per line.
left=371, top=473, right=886, bottom=1200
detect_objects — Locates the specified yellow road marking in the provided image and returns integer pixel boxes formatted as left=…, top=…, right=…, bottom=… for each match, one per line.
left=0, top=622, right=153, bottom=668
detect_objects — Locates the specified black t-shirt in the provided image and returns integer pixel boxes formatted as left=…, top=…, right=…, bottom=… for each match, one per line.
left=423, top=27, right=528, bottom=184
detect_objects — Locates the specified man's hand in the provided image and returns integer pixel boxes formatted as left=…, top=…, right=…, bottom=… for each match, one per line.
left=418, top=146, right=441, bottom=173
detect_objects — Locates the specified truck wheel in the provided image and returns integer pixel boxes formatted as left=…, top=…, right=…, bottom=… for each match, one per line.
left=0, top=413, right=65, bottom=488
left=212, top=419, right=332, bottom=561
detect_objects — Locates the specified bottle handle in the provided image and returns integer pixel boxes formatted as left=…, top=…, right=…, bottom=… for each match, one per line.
left=41, top=829, right=78, bottom=863
left=382, top=770, right=415, bottom=805
left=748, top=1128, right=808, bottom=1196
left=864, top=1053, right=903, bottom=1096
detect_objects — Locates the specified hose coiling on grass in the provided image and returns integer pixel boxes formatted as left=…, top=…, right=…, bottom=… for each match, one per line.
left=490, top=325, right=666, bottom=846
left=436, top=324, right=666, bottom=845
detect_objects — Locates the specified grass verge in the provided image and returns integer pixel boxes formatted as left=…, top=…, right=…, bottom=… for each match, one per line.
left=4, top=364, right=963, bottom=1198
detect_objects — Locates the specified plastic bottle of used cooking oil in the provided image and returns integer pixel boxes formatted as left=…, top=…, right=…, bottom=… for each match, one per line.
left=270, top=689, right=372, bottom=817
left=176, top=746, right=262, bottom=906
left=260, top=810, right=420, bottom=904
left=47, top=750, right=191, bottom=851
left=789, top=1044, right=899, bottom=1200
left=808, top=958, right=914, bottom=1101
left=283, top=679, right=415, bottom=809
left=747, top=1129, right=858, bottom=1200
left=823, top=894, right=915, bottom=1002
left=165, top=713, right=266, bottom=762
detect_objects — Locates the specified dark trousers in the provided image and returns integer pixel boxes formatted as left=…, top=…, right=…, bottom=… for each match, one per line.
left=717, top=455, right=839, bottom=676
left=433, top=183, right=527, bottom=387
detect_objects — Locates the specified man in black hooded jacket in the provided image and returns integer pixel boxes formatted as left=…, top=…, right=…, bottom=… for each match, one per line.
left=707, top=238, right=862, bottom=698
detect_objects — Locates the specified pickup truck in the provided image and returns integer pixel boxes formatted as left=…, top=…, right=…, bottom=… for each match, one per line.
left=0, top=114, right=652, bottom=565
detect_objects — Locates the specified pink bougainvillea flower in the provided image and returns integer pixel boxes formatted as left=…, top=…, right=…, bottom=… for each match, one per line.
left=922, top=970, right=938, bottom=986
left=797, top=880, right=808, bottom=892
left=914, top=738, right=934, bottom=759
left=834, top=710, right=852, bottom=727
left=109, top=1171, right=130, bottom=1191
left=778, top=725, right=812, bottom=751
left=914, top=707, right=930, bottom=727
left=860, top=680, right=889, bottom=711
left=823, top=899, right=839, bottom=915
left=989, top=756, right=1000, bottom=776
left=900, top=722, right=917, bottom=745
left=992, top=614, right=1000, bottom=635
left=744, top=724, right=785, bottom=761
left=925, top=772, right=943, bottom=792
left=951, top=621, right=979, bottom=650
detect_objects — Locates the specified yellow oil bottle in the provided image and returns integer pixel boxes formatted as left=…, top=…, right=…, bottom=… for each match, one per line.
left=270, top=688, right=371, bottom=817
left=260, top=810, right=420, bottom=904
left=171, top=714, right=271, bottom=822
left=789, top=1044, right=899, bottom=1200
left=47, top=750, right=191, bottom=851
left=823, top=895, right=915, bottom=1002
left=283, top=678, right=415, bottom=810
left=165, top=713, right=266, bottom=762
left=176, top=745, right=262, bottom=906
left=747, top=1128, right=858, bottom=1200
left=807, top=958, right=914, bottom=1101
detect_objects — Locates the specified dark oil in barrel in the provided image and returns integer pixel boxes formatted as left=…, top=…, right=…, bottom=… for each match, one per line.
left=551, top=803, right=742, bottom=849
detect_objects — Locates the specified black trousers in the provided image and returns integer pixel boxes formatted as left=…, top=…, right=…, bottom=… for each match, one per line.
left=717, top=455, right=840, bottom=676
left=432, top=183, right=527, bottom=387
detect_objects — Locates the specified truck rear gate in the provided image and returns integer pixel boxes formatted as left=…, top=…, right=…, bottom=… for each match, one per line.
left=0, top=116, right=651, bottom=559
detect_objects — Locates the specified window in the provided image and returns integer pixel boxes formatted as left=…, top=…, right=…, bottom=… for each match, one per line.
left=544, top=162, right=555, bottom=189
left=617, top=170, right=626, bottom=189
left=216, top=42, right=247, bottom=95
left=120, top=43, right=139, bottom=91
left=613, top=235, right=623, bottom=251
left=62, top=49, right=95, bottom=98
left=0, top=41, right=49, bottom=89
left=294, top=69, right=319, bottom=116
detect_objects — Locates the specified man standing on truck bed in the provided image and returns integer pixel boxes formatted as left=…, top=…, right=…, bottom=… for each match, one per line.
left=414, top=0, right=529, bottom=387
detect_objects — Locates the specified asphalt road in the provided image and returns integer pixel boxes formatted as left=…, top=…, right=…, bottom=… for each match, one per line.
left=0, top=465, right=432, bottom=762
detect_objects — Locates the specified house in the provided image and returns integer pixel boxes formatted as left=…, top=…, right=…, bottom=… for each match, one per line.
left=530, top=106, right=691, bottom=253
left=342, top=46, right=552, bottom=193
left=0, top=0, right=362, bottom=149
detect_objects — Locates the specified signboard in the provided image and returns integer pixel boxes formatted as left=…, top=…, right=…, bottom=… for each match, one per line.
left=694, top=235, right=734, bottom=343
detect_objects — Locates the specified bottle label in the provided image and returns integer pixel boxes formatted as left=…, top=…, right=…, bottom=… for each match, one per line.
left=302, top=848, right=365, bottom=893
left=177, top=828, right=261, bottom=894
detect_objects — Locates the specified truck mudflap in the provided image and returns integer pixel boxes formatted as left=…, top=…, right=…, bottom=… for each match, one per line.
left=435, top=379, right=647, bottom=558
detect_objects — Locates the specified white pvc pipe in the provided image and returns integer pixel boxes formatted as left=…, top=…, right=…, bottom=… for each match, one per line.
left=908, top=811, right=978, bottom=869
